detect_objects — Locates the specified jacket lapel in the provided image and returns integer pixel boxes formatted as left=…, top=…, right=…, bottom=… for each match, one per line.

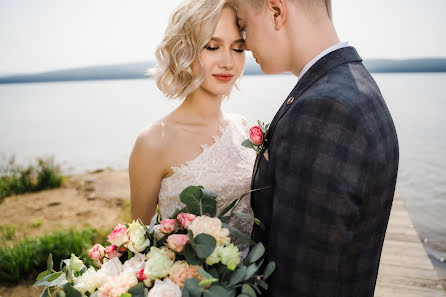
left=251, top=47, right=363, bottom=188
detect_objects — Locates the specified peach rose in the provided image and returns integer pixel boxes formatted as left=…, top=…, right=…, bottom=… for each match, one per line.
left=89, top=244, right=105, bottom=261
left=107, top=224, right=129, bottom=247
left=176, top=213, right=197, bottom=230
left=168, top=261, right=200, bottom=288
left=160, top=219, right=176, bottom=234
left=166, top=234, right=189, bottom=253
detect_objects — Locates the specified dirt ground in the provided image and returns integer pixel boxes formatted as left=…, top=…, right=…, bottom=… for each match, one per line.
left=0, top=168, right=131, bottom=297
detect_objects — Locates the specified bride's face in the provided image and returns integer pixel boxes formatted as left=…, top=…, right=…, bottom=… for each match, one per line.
left=193, top=7, right=246, bottom=97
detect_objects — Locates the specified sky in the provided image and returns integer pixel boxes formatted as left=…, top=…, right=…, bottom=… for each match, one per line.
left=0, top=0, right=445, bottom=74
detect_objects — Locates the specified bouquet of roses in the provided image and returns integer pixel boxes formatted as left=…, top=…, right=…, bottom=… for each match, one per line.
left=34, top=186, right=275, bottom=297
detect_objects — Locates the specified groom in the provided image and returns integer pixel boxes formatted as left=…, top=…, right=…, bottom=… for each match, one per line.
left=237, top=0, right=399, bottom=296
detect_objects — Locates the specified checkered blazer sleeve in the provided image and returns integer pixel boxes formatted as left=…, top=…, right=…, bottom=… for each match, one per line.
left=267, top=96, right=374, bottom=297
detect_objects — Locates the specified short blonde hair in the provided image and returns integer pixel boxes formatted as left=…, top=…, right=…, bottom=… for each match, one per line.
left=153, top=0, right=237, bottom=99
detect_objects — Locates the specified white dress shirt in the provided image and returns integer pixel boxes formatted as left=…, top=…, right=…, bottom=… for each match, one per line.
left=297, top=41, right=350, bottom=82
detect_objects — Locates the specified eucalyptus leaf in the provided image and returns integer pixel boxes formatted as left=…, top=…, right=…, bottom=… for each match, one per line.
left=262, top=261, right=276, bottom=280
left=184, top=244, right=204, bottom=265
left=237, top=295, right=250, bottom=297
left=222, top=223, right=255, bottom=245
left=203, top=285, right=232, bottom=297
left=185, top=278, right=204, bottom=297
left=128, top=282, right=146, bottom=297
left=179, top=186, right=203, bottom=215
left=33, top=272, right=63, bottom=287
left=193, top=233, right=217, bottom=259
left=241, top=139, right=255, bottom=149
left=56, top=290, right=67, bottom=297
left=243, top=259, right=264, bottom=281
left=255, top=279, right=268, bottom=291
left=232, top=212, right=265, bottom=230
left=249, top=284, right=261, bottom=295
left=218, top=187, right=270, bottom=219
left=47, top=253, right=54, bottom=271
left=120, top=294, right=132, bottom=297
left=228, top=266, right=246, bottom=286
left=57, top=280, right=70, bottom=290
left=199, top=267, right=215, bottom=280
left=241, top=284, right=256, bottom=297
left=181, top=288, right=191, bottom=297
left=66, top=287, right=82, bottom=297
left=243, top=243, right=265, bottom=265
left=200, top=189, right=217, bottom=217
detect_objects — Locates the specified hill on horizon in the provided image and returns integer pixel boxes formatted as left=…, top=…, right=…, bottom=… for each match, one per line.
left=0, top=57, right=445, bottom=84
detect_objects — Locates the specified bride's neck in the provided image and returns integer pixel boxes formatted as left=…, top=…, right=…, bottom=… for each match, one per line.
left=178, top=89, right=225, bottom=126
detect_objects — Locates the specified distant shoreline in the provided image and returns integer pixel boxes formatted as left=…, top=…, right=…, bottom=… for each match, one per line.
left=1, top=58, right=446, bottom=84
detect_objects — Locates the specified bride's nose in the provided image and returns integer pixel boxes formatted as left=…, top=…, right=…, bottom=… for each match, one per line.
left=218, top=49, right=234, bottom=69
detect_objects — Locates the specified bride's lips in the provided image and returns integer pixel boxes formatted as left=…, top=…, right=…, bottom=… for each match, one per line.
left=213, top=74, right=234, bottom=82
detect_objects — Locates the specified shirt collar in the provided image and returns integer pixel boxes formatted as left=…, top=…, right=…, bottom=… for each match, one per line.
left=298, top=41, right=350, bottom=81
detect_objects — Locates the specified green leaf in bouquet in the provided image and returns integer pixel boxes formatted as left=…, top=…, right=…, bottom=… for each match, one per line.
left=222, top=223, right=255, bottom=246
left=199, top=278, right=219, bottom=287
left=208, top=267, right=219, bottom=279
left=180, top=186, right=204, bottom=215
left=181, top=288, right=191, bottom=297
left=243, top=243, right=265, bottom=265
left=203, top=285, right=232, bottom=297
left=218, top=187, right=270, bottom=220
left=120, top=293, right=132, bottom=297
left=232, top=212, right=265, bottom=230
left=200, top=189, right=218, bottom=217
left=262, top=261, right=275, bottom=280
left=237, top=295, right=250, bottom=297
left=36, top=270, right=51, bottom=281
left=148, top=214, right=158, bottom=233
left=184, top=244, right=204, bottom=265
left=57, top=280, right=70, bottom=291
left=199, top=267, right=216, bottom=280
left=249, top=284, right=262, bottom=296
left=241, top=139, right=255, bottom=149
left=33, top=271, right=63, bottom=287
left=228, top=266, right=246, bottom=286
left=243, top=259, right=264, bottom=281
left=241, top=284, right=257, bottom=297
left=47, top=253, right=54, bottom=271
left=193, top=233, right=217, bottom=259
left=254, top=278, right=268, bottom=291
left=40, top=288, right=52, bottom=297
left=66, top=287, right=82, bottom=297
left=220, top=216, right=231, bottom=224
left=56, top=290, right=67, bottom=297
left=127, top=282, right=146, bottom=297
left=185, top=278, right=205, bottom=297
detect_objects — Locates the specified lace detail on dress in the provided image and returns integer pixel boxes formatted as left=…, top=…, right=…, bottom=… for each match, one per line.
left=158, top=113, right=256, bottom=258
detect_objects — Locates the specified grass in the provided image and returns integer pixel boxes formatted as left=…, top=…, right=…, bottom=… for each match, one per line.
left=0, top=155, right=64, bottom=201
left=29, top=218, right=43, bottom=229
left=0, top=228, right=100, bottom=284
left=0, top=224, right=15, bottom=243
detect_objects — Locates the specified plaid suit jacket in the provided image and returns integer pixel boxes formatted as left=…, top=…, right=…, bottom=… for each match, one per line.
left=251, top=47, right=399, bottom=297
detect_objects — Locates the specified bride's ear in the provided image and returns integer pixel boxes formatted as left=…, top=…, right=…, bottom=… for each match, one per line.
left=267, top=0, right=287, bottom=30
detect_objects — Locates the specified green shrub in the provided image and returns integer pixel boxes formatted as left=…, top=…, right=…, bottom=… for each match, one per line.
left=0, top=228, right=98, bottom=284
left=0, top=155, right=64, bottom=200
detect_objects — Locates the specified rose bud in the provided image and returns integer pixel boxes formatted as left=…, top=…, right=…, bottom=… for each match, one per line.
left=107, top=224, right=129, bottom=247
left=160, top=219, right=176, bottom=234
left=105, top=244, right=122, bottom=259
left=89, top=243, right=105, bottom=261
left=166, top=234, right=189, bottom=253
left=176, top=213, right=197, bottom=230
left=249, top=126, right=263, bottom=145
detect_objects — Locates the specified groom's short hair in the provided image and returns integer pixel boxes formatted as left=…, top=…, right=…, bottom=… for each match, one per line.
left=246, top=0, right=332, bottom=19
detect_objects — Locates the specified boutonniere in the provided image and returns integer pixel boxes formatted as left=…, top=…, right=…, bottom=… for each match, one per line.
left=241, top=121, right=270, bottom=154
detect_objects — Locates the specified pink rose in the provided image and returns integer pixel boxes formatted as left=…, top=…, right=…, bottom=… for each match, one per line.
left=89, top=244, right=105, bottom=261
left=107, top=224, right=129, bottom=247
left=105, top=244, right=122, bottom=259
left=137, top=268, right=146, bottom=281
left=160, top=219, right=176, bottom=234
left=176, top=213, right=197, bottom=230
left=249, top=126, right=263, bottom=146
left=166, top=234, right=189, bottom=253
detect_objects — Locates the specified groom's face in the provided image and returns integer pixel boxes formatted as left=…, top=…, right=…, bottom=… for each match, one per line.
left=237, top=1, right=283, bottom=74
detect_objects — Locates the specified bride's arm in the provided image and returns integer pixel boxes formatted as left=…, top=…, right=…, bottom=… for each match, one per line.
left=129, top=125, right=167, bottom=225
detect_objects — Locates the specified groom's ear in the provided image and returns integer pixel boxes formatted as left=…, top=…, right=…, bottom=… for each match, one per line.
left=266, top=0, right=287, bottom=30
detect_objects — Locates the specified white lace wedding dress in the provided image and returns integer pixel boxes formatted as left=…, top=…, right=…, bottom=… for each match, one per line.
left=158, top=113, right=256, bottom=257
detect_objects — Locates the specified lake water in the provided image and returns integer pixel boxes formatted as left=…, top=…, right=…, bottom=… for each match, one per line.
left=0, top=73, right=445, bottom=278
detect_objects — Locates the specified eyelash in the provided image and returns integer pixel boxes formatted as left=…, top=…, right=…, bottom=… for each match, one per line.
left=204, top=46, right=245, bottom=53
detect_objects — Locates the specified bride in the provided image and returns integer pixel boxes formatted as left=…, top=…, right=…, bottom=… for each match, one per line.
left=129, top=0, right=255, bottom=256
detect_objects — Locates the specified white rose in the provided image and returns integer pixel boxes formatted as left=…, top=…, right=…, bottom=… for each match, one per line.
left=73, top=267, right=102, bottom=296
left=98, top=257, right=122, bottom=283
left=122, top=252, right=146, bottom=275
left=148, top=279, right=181, bottom=297
left=128, top=221, right=151, bottom=253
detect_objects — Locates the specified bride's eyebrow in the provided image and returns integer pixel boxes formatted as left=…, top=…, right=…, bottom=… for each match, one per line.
left=210, top=37, right=245, bottom=44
